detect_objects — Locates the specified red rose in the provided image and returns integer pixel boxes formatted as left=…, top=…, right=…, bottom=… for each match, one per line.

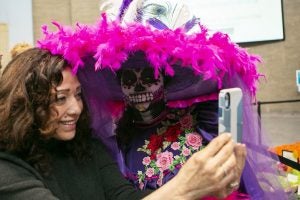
left=147, top=134, right=163, bottom=153
left=179, top=114, right=193, bottom=129
left=164, top=124, right=182, bottom=142
left=150, top=153, right=156, bottom=160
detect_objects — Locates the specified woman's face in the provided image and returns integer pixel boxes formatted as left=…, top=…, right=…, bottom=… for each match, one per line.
left=51, top=68, right=83, bottom=140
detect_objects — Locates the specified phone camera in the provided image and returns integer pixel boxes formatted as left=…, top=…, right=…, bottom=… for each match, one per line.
left=225, top=93, right=230, bottom=109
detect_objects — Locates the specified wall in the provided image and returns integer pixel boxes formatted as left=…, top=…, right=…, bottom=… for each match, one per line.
left=245, top=1, right=300, bottom=113
left=32, top=0, right=101, bottom=41
left=0, top=23, right=9, bottom=69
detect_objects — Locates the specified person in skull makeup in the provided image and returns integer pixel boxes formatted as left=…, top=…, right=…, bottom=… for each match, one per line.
left=118, top=55, right=165, bottom=122
left=114, top=51, right=247, bottom=199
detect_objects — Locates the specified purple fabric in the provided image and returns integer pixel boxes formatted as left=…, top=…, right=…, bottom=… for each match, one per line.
left=222, top=73, right=289, bottom=199
left=77, top=57, right=126, bottom=169
left=77, top=56, right=290, bottom=199
left=184, top=17, right=201, bottom=32
left=118, top=0, right=133, bottom=19
left=166, top=64, right=219, bottom=100
left=147, top=18, right=169, bottom=30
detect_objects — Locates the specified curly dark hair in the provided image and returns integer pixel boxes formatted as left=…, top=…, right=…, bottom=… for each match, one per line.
left=0, top=48, right=91, bottom=175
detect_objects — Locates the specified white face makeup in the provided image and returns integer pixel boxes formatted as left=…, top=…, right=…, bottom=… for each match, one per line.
left=50, top=68, right=83, bottom=141
left=121, top=67, right=164, bottom=112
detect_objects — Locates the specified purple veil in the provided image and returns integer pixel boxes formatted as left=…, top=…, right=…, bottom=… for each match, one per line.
left=37, top=15, right=290, bottom=199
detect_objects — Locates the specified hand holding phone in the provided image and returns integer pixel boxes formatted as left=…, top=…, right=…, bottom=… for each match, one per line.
left=218, top=88, right=243, bottom=142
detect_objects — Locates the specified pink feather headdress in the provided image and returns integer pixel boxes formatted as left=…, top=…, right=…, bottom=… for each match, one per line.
left=38, top=14, right=262, bottom=107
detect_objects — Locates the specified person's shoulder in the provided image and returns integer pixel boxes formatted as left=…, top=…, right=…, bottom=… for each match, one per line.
left=0, top=151, right=43, bottom=184
left=0, top=151, right=58, bottom=200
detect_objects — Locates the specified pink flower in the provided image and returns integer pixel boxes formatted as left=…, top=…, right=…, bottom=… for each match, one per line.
left=142, top=156, right=151, bottom=166
left=186, top=133, right=203, bottom=149
left=171, top=142, right=180, bottom=150
left=157, top=177, right=163, bottom=186
left=179, top=114, right=193, bottom=129
left=139, top=182, right=145, bottom=190
left=182, top=147, right=191, bottom=156
left=145, top=168, right=155, bottom=177
left=156, top=151, right=174, bottom=171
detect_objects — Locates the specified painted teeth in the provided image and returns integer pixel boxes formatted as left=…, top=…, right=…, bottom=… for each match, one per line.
left=129, top=93, right=153, bottom=103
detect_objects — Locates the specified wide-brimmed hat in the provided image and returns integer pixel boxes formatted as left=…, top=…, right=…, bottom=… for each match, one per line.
left=38, top=14, right=261, bottom=108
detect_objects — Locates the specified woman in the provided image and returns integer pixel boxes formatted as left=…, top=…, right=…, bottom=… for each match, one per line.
left=0, top=48, right=246, bottom=200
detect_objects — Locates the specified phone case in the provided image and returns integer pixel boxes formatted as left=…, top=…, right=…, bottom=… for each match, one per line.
left=218, top=88, right=243, bottom=142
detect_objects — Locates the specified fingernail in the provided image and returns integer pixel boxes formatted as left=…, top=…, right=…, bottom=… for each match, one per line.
left=221, top=133, right=231, bottom=139
left=237, top=143, right=246, bottom=148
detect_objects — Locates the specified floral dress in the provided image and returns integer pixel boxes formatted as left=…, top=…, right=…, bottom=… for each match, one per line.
left=123, top=102, right=218, bottom=190
left=122, top=101, right=250, bottom=199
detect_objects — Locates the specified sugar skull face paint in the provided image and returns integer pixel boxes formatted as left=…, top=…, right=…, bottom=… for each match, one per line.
left=121, top=67, right=164, bottom=112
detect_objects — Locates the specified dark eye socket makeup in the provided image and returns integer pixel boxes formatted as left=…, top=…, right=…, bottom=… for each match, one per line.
left=122, top=70, right=138, bottom=86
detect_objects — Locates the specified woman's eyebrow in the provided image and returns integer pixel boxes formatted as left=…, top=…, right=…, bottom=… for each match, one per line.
left=56, top=85, right=81, bottom=93
left=56, top=88, right=70, bottom=93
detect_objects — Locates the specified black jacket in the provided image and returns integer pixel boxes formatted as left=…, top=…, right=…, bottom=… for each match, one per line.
left=0, top=139, right=148, bottom=200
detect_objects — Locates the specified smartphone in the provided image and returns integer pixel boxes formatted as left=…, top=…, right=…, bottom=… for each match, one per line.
left=218, top=88, right=243, bottom=142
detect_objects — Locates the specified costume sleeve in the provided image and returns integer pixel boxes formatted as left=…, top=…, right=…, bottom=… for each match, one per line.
left=92, top=140, right=152, bottom=200
left=0, top=154, right=59, bottom=200
left=193, top=100, right=219, bottom=142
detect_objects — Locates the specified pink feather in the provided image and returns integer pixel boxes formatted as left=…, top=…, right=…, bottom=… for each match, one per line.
left=37, top=14, right=262, bottom=98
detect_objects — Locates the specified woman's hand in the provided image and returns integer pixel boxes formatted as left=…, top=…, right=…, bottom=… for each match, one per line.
left=144, top=133, right=247, bottom=200
left=231, top=142, right=247, bottom=191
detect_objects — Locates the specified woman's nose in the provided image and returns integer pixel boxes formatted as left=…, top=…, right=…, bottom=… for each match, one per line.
left=67, top=97, right=82, bottom=115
